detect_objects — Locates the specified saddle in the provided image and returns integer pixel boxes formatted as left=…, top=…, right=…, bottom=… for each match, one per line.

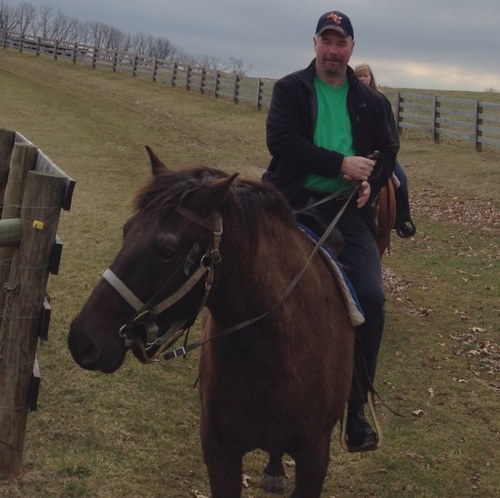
left=296, top=201, right=345, bottom=256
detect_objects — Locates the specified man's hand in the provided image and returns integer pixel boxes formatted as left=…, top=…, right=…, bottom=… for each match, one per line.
left=341, top=156, right=375, bottom=181
left=356, top=181, right=371, bottom=208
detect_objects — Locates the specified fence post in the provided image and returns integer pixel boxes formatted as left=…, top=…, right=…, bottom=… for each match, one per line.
left=187, top=65, right=193, bottom=91
left=0, top=171, right=66, bottom=479
left=112, top=50, right=118, bottom=72
left=132, top=54, right=139, bottom=77
left=35, top=37, right=41, bottom=56
left=0, top=143, right=38, bottom=309
left=396, top=92, right=403, bottom=135
left=200, top=67, right=207, bottom=94
left=233, top=74, right=241, bottom=104
left=152, top=58, right=159, bottom=82
left=53, top=40, right=58, bottom=61
left=433, top=96, right=440, bottom=143
left=92, top=47, right=98, bottom=69
left=256, top=78, right=264, bottom=110
left=214, top=71, right=221, bottom=98
left=0, top=130, right=15, bottom=204
left=18, top=34, right=22, bottom=52
left=474, top=101, right=483, bottom=152
left=171, top=62, right=178, bottom=87
left=71, top=43, right=77, bottom=64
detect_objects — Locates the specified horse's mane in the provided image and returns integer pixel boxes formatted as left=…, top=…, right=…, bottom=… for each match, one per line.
left=133, top=166, right=297, bottom=238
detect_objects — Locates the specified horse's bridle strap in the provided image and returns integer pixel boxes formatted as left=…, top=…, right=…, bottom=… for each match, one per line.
left=102, top=269, right=144, bottom=311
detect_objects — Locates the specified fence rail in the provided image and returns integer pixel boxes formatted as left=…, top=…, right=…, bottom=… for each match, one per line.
left=2, top=31, right=500, bottom=151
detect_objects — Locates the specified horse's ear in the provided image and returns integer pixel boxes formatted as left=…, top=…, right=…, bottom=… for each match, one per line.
left=182, top=173, right=238, bottom=215
left=145, top=146, right=168, bottom=175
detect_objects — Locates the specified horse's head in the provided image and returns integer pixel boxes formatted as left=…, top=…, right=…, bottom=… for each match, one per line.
left=68, top=147, right=236, bottom=372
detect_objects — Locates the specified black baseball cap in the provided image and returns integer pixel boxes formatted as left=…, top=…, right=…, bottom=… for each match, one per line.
left=315, top=11, right=354, bottom=39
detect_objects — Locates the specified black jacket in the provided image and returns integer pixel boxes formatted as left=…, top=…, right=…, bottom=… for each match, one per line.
left=263, top=61, right=399, bottom=214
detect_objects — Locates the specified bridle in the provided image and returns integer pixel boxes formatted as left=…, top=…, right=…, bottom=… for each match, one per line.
left=102, top=207, right=223, bottom=362
left=101, top=173, right=367, bottom=365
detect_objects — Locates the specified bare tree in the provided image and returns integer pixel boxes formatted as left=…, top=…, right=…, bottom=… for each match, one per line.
left=0, top=1, right=17, bottom=35
left=104, top=25, right=131, bottom=52
left=1, top=1, right=251, bottom=77
left=130, top=32, right=151, bottom=55
left=148, top=36, right=175, bottom=60
left=49, top=11, right=79, bottom=42
left=227, top=57, right=252, bottom=76
left=13, top=2, right=36, bottom=36
left=36, top=4, right=52, bottom=38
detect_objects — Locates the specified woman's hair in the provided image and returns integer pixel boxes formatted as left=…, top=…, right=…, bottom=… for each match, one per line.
left=354, top=63, right=378, bottom=91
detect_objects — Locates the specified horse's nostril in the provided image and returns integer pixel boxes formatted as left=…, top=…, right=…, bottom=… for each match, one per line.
left=68, top=326, right=100, bottom=370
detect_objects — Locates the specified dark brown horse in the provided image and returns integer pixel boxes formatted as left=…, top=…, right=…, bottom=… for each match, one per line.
left=68, top=148, right=354, bottom=497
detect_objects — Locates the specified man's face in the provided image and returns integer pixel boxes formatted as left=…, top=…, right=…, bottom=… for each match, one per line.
left=314, top=30, right=354, bottom=80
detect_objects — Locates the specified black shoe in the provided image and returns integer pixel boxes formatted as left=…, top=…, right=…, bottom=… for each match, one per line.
left=396, top=219, right=416, bottom=238
left=346, top=404, right=378, bottom=452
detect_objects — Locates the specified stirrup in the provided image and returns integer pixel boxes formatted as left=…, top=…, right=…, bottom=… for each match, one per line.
left=340, top=391, right=383, bottom=452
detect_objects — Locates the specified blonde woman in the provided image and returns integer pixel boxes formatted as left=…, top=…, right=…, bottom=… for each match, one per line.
left=355, top=63, right=416, bottom=237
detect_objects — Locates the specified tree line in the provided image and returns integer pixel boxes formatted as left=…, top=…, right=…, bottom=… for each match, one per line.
left=0, top=1, right=251, bottom=75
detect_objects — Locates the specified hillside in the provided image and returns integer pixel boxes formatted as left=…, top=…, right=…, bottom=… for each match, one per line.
left=0, top=49, right=498, bottom=498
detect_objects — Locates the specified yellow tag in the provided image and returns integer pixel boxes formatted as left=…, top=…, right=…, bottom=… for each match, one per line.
left=32, top=220, right=44, bottom=230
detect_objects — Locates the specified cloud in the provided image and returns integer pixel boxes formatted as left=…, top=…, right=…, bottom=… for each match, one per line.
left=5, top=0, right=500, bottom=92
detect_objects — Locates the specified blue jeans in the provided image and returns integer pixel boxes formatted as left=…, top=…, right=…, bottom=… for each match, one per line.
left=316, top=201, right=385, bottom=402
left=394, top=161, right=412, bottom=220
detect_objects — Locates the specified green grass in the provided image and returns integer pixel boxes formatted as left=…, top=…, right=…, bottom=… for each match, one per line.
left=0, top=49, right=498, bottom=497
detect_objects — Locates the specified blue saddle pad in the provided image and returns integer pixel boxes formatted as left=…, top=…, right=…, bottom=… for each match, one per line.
left=298, top=223, right=365, bottom=327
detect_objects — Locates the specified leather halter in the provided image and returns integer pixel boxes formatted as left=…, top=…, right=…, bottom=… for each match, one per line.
left=102, top=209, right=223, bottom=362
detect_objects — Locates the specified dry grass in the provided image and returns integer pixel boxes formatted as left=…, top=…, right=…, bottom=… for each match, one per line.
left=0, top=49, right=498, bottom=497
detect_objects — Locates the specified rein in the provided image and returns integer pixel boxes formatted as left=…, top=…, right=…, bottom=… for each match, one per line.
left=103, top=179, right=362, bottom=364
left=159, top=182, right=361, bottom=362
left=102, top=211, right=223, bottom=362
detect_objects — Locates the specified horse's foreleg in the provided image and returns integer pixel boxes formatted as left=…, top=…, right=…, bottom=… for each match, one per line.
left=291, top=437, right=331, bottom=498
left=203, top=443, right=243, bottom=498
left=260, top=451, right=286, bottom=493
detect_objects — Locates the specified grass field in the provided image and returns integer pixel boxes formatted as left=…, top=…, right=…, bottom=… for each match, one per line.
left=0, top=49, right=498, bottom=498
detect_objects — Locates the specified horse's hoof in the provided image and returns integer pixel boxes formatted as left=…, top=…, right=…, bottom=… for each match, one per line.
left=260, top=474, right=285, bottom=493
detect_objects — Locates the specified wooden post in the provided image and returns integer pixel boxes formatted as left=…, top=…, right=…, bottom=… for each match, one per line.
left=214, top=71, right=221, bottom=98
left=132, top=54, right=139, bottom=77
left=186, top=65, right=192, bottom=91
left=396, top=92, right=403, bottom=135
left=233, top=74, right=240, bottom=104
left=0, top=144, right=38, bottom=309
left=0, top=171, right=66, bottom=479
left=152, top=58, right=159, bottom=82
left=474, top=101, right=483, bottom=152
left=0, top=129, right=15, bottom=204
left=171, top=62, right=178, bottom=87
left=0, top=220, right=21, bottom=247
left=256, top=78, right=264, bottom=110
left=200, top=67, right=207, bottom=94
left=433, top=96, right=441, bottom=143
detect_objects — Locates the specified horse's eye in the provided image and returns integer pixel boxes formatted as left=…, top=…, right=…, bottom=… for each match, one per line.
left=154, top=234, right=179, bottom=262
left=155, top=244, right=177, bottom=262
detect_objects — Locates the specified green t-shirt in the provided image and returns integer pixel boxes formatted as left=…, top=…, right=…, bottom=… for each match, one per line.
left=304, top=77, right=354, bottom=194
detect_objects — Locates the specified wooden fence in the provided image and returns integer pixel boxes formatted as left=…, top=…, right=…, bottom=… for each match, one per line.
left=385, top=91, right=500, bottom=151
left=0, top=129, right=75, bottom=479
left=2, top=31, right=500, bottom=151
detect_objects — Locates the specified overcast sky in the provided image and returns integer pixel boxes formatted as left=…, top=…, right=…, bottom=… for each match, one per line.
left=5, top=0, right=500, bottom=92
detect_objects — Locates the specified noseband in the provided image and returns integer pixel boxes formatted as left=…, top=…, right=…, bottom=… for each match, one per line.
left=102, top=208, right=223, bottom=362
